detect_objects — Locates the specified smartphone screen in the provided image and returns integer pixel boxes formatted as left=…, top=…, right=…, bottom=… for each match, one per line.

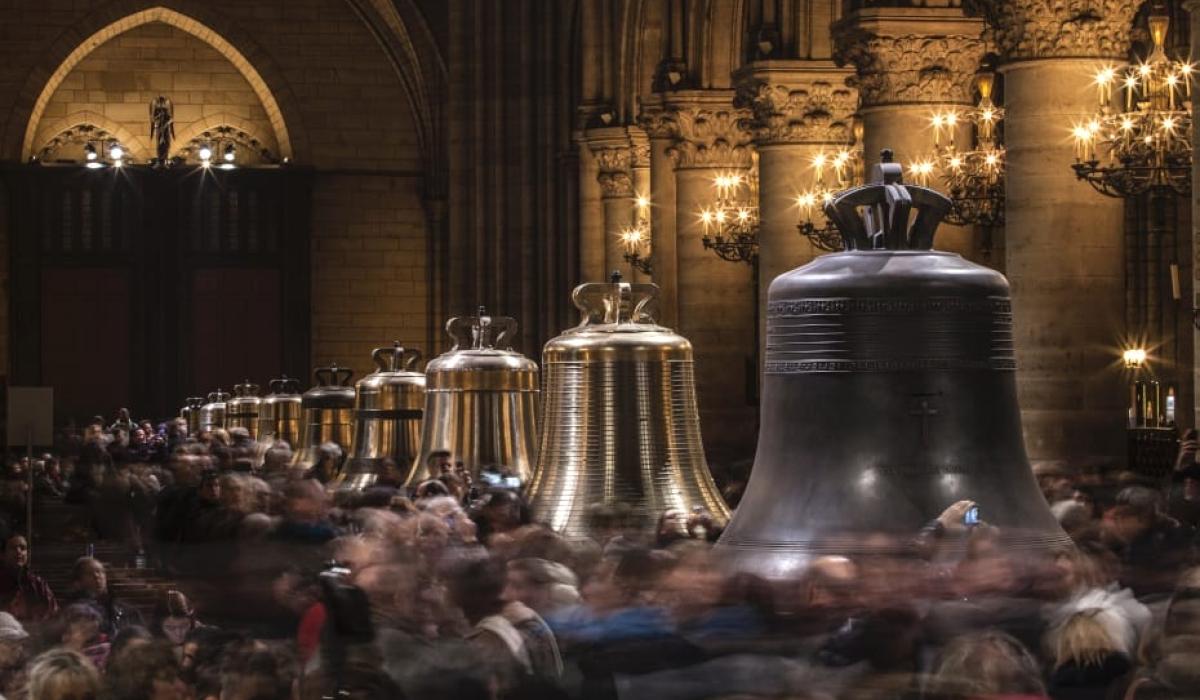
left=964, top=505, right=979, bottom=526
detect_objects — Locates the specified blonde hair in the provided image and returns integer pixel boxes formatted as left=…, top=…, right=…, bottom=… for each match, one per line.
left=27, top=648, right=100, bottom=700
left=1052, top=609, right=1120, bottom=670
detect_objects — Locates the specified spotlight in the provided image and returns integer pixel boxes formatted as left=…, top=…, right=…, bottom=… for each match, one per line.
left=113, top=159, right=123, bottom=168
left=84, top=143, right=98, bottom=161
left=1122, top=348, right=1147, bottom=369
left=223, top=143, right=236, bottom=162
left=85, top=161, right=104, bottom=170
left=198, top=145, right=213, bottom=162
left=108, top=144, right=123, bottom=161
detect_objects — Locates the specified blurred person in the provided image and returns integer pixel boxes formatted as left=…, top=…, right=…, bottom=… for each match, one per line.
left=109, top=408, right=134, bottom=435
left=1103, top=486, right=1197, bottom=597
left=1045, top=544, right=1149, bottom=663
left=218, top=645, right=297, bottom=700
left=109, top=625, right=153, bottom=659
left=0, top=611, right=29, bottom=697
left=33, top=456, right=66, bottom=499
left=1035, top=461, right=1077, bottom=504
left=65, top=557, right=142, bottom=637
left=1124, top=582, right=1200, bottom=699
left=1169, top=462, right=1200, bottom=530
left=927, top=630, right=1049, bottom=700
left=309, top=442, right=343, bottom=484
left=0, top=534, right=58, bottom=622
left=1045, top=609, right=1133, bottom=700
left=425, top=449, right=453, bottom=480
left=505, top=558, right=581, bottom=618
left=448, top=556, right=562, bottom=691
left=153, top=590, right=204, bottom=650
left=413, top=478, right=450, bottom=501
left=550, top=547, right=674, bottom=647
left=26, top=648, right=100, bottom=700
left=55, top=603, right=109, bottom=670
left=471, top=488, right=528, bottom=544
left=1051, top=499, right=1097, bottom=540
left=104, top=640, right=188, bottom=700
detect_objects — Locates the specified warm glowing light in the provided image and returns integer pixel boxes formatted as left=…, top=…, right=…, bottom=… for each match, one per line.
left=930, top=113, right=945, bottom=128
left=796, top=193, right=817, bottom=209
left=1123, top=348, right=1147, bottom=369
left=949, top=156, right=963, bottom=169
left=945, top=112, right=959, bottom=127
left=198, top=145, right=213, bottom=161
left=85, top=161, right=103, bottom=170
left=113, top=159, right=123, bottom=168
left=984, top=153, right=999, bottom=167
left=736, top=208, right=751, bottom=223
left=981, top=108, right=995, bottom=123
left=108, top=145, right=123, bottom=160
left=700, top=210, right=714, bottom=225
left=812, top=153, right=827, bottom=167
left=1124, top=75, right=1139, bottom=89
left=84, top=143, right=98, bottom=161
left=635, top=195, right=649, bottom=208
left=1139, top=63, right=1153, bottom=77
left=223, top=144, right=236, bottom=162
left=1162, top=116, right=1178, bottom=132
left=1095, top=66, right=1116, bottom=86
left=1120, top=117, right=1135, bottom=131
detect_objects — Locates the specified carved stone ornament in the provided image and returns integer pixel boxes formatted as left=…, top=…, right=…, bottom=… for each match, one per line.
left=833, top=30, right=985, bottom=106
left=592, top=145, right=634, bottom=198
left=665, top=107, right=754, bottom=169
left=965, top=0, right=1139, bottom=60
left=736, top=80, right=858, bottom=145
left=632, top=142, right=651, bottom=168
left=636, top=104, right=676, bottom=139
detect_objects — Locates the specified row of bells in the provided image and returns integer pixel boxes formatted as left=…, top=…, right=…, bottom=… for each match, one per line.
left=176, top=151, right=1069, bottom=578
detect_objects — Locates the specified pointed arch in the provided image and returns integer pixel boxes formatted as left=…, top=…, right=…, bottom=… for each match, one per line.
left=14, top=4, right=299, bottom=162
left=34, top=111, right=151, bottom=161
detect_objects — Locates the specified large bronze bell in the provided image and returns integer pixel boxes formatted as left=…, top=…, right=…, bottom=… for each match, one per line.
left=198, top=390, right=230, bottom=432
left=291, top=365, right=355, bottom=472
left=409, top=309, right=539, bottom=486
left=257, top=376, right=303, bottom=447
left=527, top=274, right=730, bottom=537
left=226, top=382, right=262, bottom=439
left=181, top=397, right=205, bottom=437
left=715, top=151, right=1069, bottom=578
left=339, top=343, right=426, bottom=491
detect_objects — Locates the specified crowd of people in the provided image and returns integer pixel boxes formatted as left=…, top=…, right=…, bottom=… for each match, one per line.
left=0, top=408, right=1193, bottom=699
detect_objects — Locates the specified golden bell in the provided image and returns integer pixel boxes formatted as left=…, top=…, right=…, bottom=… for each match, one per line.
left=291, top=364, right=355, bottom=472
left=198, top=390, right=230, bottom=432
left=339, top=343, right=426, bottom=491
left=226, top=381, right=262, bottom=439
left=257, top=376, right=303, bottom=447
left=181, top=397, right=205, bottom=438
left=409, top=309, right=539, bottom=486
left=527, top=274, right=730, bottom=537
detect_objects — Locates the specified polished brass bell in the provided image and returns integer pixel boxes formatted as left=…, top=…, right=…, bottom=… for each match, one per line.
left=527, top=274, right=730, bottom=537
left=291, top=365, right=355, bottom=472
left=258, top=376, right=303, bottom=447
left=410, top=309, right=539, bottom=486
left=226, top=381, right=262, bottom=439
left=199, top=390, right=230, bottom=432
left=339, top=343, right=425, bottom=491
left=181, top=397, right=205, bottom=438
left=715, top=151, right=1069, bottom=578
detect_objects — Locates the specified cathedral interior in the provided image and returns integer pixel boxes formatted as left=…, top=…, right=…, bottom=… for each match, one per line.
left=0, top=1, right=1196, bottom=698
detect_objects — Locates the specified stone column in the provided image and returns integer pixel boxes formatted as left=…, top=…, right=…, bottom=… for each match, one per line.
left=638, top=97, right=679, bottom=325
left=663, top=91, right=758, bottom=461
left=976, top=0, right=1139, bottom=461
left=1187, top=0, right=1200, bottom=429
left=577, top=137, right=605, bottom=282
left=735, top=61, right=858, bottom=356
left=587, top=127, right=636, bottom=278
left=630, top=129, right=652, bottom=284
left=833, top=6, right=984, bottom=258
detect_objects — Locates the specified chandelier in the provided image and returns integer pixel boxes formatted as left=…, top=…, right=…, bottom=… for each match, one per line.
left=698, top=167, right=759, bottom=265
left=619, top=195, right=653, bottom=275
left=919, top=71, right=1006, bottom=226
left=796, top=148, right=860, bottom=252
left=1071, top=5, right=1192, bottom=197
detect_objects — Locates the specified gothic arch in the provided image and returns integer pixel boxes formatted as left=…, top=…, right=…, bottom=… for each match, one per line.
left=7, top=2, right=304, bottom=163
left=34, top=110, right=150, bottom=161
left=347, top=0, right=447, bottom=197
left=170, top=113, right=277, bottom=160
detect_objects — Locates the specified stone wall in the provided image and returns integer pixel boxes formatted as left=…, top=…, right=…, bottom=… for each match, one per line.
left=0, top=0, right=430, bottom=395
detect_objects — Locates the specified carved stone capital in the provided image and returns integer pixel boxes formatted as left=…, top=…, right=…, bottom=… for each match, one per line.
left=653, top=92, right=754, bottom=170
left=965, top=0, right=1138, bottom=61
left=636, top=97, right=676, bottom=140
left=833, top=9, right=984, bottom=107
left=734, top=64, right=859, bottom=145
left=587, top=128, right=636, bottom=199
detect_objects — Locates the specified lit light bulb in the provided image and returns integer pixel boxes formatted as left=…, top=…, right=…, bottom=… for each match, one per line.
left=737, top=208, right=750, bottom=223
left=949, top=156, right=963, bottom=169
left=113, top=159, right=123, bottom=168
left=108, top=144, right=123, bottom=160
left=945, top=112, right=959, bottom=127
left=1120, top=117, right=1135, bottom=131
left=700, top=210, right=714, bottom=224
left=930, top=113, right=945, bottom=128
left=223, top=144, right=236, bottom=162
left=1139, top=63, right=1153, bottom=77
left=1095, top=67, right=1116, bottom=85
left=635, top=195, right=649, bottom=208
left=198, top=145, right=213, bottom=162
left=715, top=210, right=727, bottom=224
left=84, top=143, right=98, bottom=161
left=1162, top=116, right=1177, bottom=132
left=812, top=153, right=827, bottom=167
left=984, top=153, right=999, bottom=167
left=981, top=108, right=995, bottom=123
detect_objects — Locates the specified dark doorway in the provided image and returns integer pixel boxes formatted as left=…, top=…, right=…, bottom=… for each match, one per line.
left=4, top=164, right=311, bottom=425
